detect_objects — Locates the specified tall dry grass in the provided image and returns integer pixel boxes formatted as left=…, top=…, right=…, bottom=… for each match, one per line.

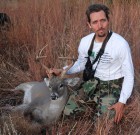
left=0, top=0, right=140, bottom=134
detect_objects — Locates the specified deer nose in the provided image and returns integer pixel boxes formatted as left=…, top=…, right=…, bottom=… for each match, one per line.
left=51, top=93, right=58, bottom=100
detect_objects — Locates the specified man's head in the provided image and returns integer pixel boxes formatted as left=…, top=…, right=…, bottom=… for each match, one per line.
left=86, top=4, right=110, bottom=23
left=86, top=4, right=110, bottom=39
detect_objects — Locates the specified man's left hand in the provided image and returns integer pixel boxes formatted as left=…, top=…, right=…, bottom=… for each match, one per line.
left=108, top=102, right=125, bottom=124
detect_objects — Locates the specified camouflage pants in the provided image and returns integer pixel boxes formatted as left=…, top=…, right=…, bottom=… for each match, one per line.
left=64, top=77, right=123, bottom=118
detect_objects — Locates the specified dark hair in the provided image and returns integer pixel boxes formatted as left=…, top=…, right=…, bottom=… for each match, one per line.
left=86, top=4, right=110, bottom=23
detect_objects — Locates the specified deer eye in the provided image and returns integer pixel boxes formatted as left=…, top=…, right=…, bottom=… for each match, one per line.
left=59, top=84, right=64, bottom=88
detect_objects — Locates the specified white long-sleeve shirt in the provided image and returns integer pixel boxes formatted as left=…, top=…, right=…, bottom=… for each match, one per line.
left=66, top=32, right=134, bottom=104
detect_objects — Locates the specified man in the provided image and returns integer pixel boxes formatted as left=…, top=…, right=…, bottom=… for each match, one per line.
left=50, top=4, right=134, bottom=123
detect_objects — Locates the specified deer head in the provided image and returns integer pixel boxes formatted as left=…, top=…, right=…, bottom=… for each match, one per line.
left=36, top=45, right=77, bottom=100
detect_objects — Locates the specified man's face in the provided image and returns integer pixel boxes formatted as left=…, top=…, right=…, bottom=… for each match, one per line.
left=87, top=10, right=109, bottom=38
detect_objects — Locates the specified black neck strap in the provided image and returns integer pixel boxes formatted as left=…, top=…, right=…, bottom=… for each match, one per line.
left=88, top=31, right=112, bottom=65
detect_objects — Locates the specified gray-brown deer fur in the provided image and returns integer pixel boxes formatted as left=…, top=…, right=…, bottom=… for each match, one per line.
left=14, top=76, right=80, bottom=125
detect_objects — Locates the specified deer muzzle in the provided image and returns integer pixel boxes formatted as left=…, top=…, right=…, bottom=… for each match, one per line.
left=50, top=92, right=59, bottom=100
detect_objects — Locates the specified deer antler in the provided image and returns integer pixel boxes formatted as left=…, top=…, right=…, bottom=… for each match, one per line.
left=36, top=44, right=52, bottom=78
left=60, top=56, right=75, bottom=78
left=36, top=44, right=48, bottom=59
left=36, top=45, right=75, bottom=79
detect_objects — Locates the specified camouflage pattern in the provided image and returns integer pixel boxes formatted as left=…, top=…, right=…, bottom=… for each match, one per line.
left=64, top=77, right=123, bottom=118
left=93, top=78, right=123, bottom=118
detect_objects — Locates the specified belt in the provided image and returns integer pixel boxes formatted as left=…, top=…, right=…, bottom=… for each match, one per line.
left=94, top=77, right=124, bottom=85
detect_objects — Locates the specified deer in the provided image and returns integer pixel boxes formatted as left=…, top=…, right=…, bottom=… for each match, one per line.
left=14, top=72, right=80, bottom=125
left=11, top=45, right=80, bottom=125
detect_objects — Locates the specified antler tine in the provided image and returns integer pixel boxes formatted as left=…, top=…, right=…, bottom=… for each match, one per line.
left=60, top=56, right=75, bottom=78
left=59, top=57, right=76, bottom=61
left=36, top=44, right=52, bottom=78
left=36, top=44, right=48, bottom=59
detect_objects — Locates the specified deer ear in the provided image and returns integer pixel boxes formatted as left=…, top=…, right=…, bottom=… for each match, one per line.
left=44, top=78, right=50, bottom=86
left=65, top=78, right=80, bottom=87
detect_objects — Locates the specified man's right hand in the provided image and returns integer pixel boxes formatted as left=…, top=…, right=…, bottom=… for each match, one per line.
left=108, top=102, right=125, bottom=124
left=47, top=68, right=63, bottom=76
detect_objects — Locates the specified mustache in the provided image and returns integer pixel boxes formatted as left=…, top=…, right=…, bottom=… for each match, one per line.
left=97, top=28, right=105, bottom=31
